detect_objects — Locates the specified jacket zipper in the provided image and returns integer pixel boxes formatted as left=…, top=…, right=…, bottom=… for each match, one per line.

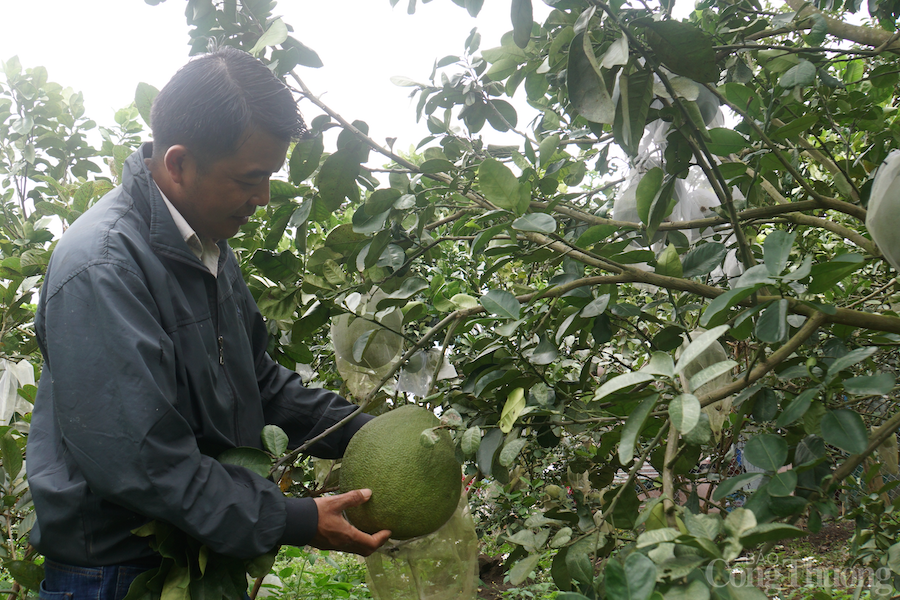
left=207, top=269, right=243, bottom=446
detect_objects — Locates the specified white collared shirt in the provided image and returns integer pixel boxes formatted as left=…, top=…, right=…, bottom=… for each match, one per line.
left=155, top=182, right=221, bottom=278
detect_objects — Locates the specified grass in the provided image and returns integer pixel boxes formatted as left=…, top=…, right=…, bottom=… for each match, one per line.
left=266, top=546, right=372, bottom=600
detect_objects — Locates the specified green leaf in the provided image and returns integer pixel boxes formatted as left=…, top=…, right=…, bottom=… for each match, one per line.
left=594, top=372, right=656, bottom=402
left=539, top=134, right=560, bottom=168
left=284, top=36, right=324, bottom=69
left=769, top=114, right=819, bottom=141
left=768, top=470, right=798, bottom=497
left=674, top=325, right=730, bottom=374
left=739, top=523, right=807, bottom=547
left=700, top=287, right=757, bottom=327
left=161, top=565, right=191, bottom=600
left=826, top=346, right=878, bottom=382
left=779, top=59, right=816, bottom=88
left=6, top=561, right=44, bottom=591
left=246, top=549, right=279, bottom=579
left=461, top=426, right=482, bottom=456
left=682, top=243, right=727, bottom=278
left=217, top=447, right=273, bottom=478
left=656, top=243, right=682, bottom=278
left=315, top=150, right=360, bottom=218
left=844, top=373, right=895, bottom=396
left=744, top=433, right=788, bottom=471
left=724, top=507, right=757, bottom=538
left=775, top=388, right=819, bottom=427
left=0, top=431, right=21, bottom=481
left=531, top=334, right=559, bottom=365
left=722, top=83, right=762, bottom=118
left=642, top=352, right=675, bottom=378
left=576, top=224, right=617, bottom=247
left=619, top=394, right=658, bottom=465
left=670, top=393, right=701, bottom=434
left=636, top=527, right=681, bottom=547
left=509, top=553, right=542, bottom=586
left=420, top=428, right=440, bottom=448
left=614, top=69, right=654, bottom=156
left=735, top=264, right=775, bottom=288
left=289, top=134, right=324, bottom=184
left=643, top=21, right=719, bottom=83
left=500, top=387, right=526, bottom=433
left=567, top=32, right=615, bottom=124
left=756, top=299, right=788, bottom=343
left=604, top=552, right=657, bottom=600
left=512, top=213, right=557, bottom=233
left=808, top=253, right=865, bottom=294
left=580, top=294, right=611, bottom=318
left=804, top=13, right=828, bottom=45
left=764, top=230, right=796, bottom=276
left=420, top=158, right=456, bottom=173
left=376, top=277, right=429, bottom=310
left=249, top=18, right=289, bottom=56
left=480, top=289, right=521, bottom=319
left=134, top=82, right=158, bottom=128
left=261, top=425, right=288, bottom=456
left=712, top=473, right=763, bottom=501
left=688, top=360, right=736, bottom=392
left=511, top=0, right=533, bottom=49
left=635, top=167, right=664, bottom=226
left=500, top=438, right=529, bottom=467
left=476, top=428, right=504, bottom=477
left=352, top=206, right=389, bottom=235
left=646, top=179, right=675, bottom=241
left=478, top=158, right=530, bottom=215
left=706, top=128, right=748, bottom=156
left=821, top=409, right=868, bottom=455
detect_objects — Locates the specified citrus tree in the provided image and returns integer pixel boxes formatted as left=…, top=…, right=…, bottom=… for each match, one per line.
left=3, top=0, right=900, bottom=597
left=169, top=0, right=900, bottom=597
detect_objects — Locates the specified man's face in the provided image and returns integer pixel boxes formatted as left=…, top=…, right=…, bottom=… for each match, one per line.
left=177, top=126, right=290, bottom=241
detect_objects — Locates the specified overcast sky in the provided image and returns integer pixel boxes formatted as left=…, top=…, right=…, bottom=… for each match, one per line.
left=0, top=0, right=554, bottom=151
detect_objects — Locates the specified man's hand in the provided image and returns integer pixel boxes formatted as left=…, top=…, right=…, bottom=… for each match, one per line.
left=310, top=489, right=391, bottom=556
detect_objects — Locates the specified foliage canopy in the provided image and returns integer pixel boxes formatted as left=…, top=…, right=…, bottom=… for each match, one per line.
left=3, top=0, right=900, bottom=597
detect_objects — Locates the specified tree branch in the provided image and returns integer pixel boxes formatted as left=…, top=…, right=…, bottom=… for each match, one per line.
left=783, top=0, right=900, bottom=51
left=695, top=311, right=828, bottom=408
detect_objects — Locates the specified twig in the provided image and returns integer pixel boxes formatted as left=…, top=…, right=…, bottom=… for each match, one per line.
left=695, top=311, right=828, bottom=408
left=847, top=278, right=896, bottom=309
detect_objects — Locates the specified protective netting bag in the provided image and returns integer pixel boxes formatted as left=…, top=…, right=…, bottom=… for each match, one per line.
left=678, top=329, right=733, bottom=440
left=396, top=349, right=458, bottom=398
left=866, top=149, right=900, bottom=271
left=364, top=493, right=478, bottom=600
left=331, top=289, right=403, bottom=399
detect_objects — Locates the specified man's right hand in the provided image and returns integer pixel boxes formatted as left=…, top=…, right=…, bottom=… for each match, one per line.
left=310, top=489, right=391, bottom=556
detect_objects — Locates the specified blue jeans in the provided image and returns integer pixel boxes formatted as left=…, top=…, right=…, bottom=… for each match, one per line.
left=39, top=559, right=153, bottom=600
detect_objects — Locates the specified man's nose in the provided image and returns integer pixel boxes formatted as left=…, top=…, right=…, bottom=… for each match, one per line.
left=251, top=181, right=271, bottom=206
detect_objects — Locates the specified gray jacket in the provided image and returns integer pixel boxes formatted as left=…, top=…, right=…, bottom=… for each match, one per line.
left=28, top=144, right=369, bottom=566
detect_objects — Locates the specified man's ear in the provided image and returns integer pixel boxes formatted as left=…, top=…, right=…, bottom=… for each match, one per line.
left=163, top=145, right=194, bottom=186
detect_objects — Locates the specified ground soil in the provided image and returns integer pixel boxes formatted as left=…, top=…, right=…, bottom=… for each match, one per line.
left=477, top=554, right=511, bottom=600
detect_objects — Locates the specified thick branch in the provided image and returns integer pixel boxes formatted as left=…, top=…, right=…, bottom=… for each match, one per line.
left=695, top=311, right=828, bottom=408
left=784, top=0, right=900, bottom=51
left=536, top=197, right=867, bottom=234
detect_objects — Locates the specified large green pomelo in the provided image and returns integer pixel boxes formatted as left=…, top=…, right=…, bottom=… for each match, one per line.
left=339, top=405, right=462, bottom=540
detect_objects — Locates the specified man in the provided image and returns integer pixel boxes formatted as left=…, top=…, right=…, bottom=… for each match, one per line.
left=27, top=47, right=390, bottom=600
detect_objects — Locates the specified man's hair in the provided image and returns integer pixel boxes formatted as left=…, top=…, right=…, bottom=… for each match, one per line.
left=150, top=47, right=306, bottom=166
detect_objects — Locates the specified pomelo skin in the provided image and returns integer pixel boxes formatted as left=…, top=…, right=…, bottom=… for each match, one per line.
left=339, top=405, right=462, bottom=540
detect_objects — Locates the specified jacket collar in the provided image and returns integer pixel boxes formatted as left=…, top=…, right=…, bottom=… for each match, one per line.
left=125, top=143, right=210, bottom=269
